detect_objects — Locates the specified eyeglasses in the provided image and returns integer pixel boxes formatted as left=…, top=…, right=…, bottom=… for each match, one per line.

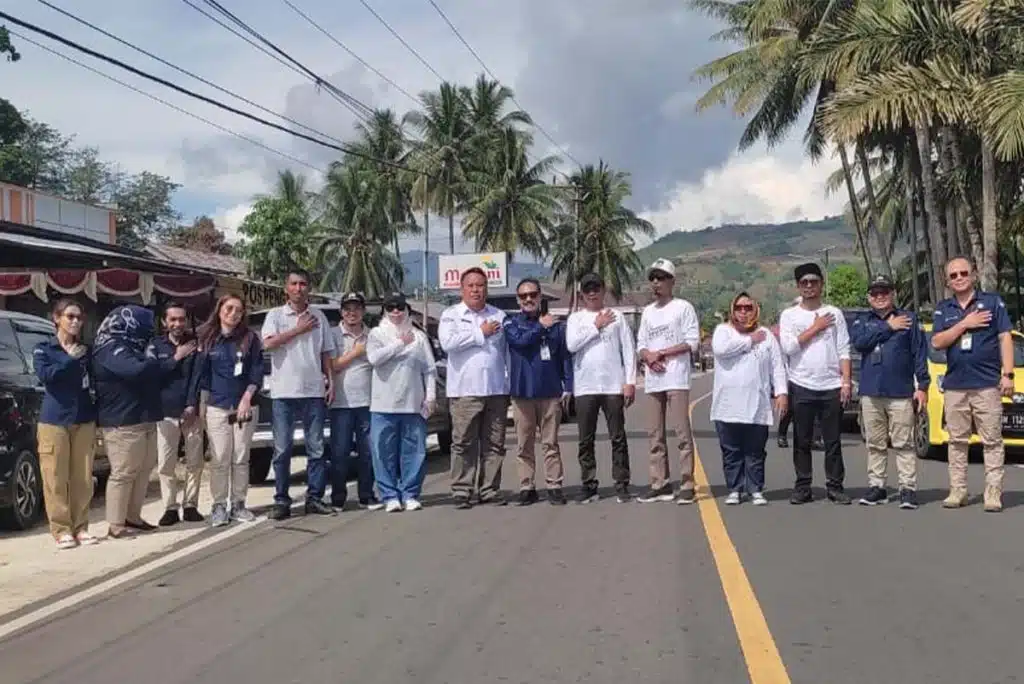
left=948, top=270, right=971, bottom=280
left=517, top=291, right=540, bottom=300
left=798, top=278, right=822, bottom=287
left=733, top=304, right=755, bottom=312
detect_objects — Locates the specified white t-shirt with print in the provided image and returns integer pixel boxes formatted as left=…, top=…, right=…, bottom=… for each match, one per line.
left=636, top=298, right=701, bottom=393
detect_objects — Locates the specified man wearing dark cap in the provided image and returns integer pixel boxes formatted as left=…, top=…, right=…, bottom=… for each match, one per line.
left=327, top=292, right=382, bottom=511
left=778, top=262, right=853, bottom=504
left=850, top=275, right=929, bottom=509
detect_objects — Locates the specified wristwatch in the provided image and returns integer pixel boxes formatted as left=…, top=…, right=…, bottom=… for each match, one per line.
left=1004, top=372, right=1015, bottom=380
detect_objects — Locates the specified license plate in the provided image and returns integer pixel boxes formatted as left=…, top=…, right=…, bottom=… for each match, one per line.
left=1002, top=413, right=1024, bottom=431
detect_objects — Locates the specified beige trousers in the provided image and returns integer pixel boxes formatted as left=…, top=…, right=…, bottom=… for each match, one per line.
left=647, top=390, right=694, bottom=492
left=944, top=387, right=1004, bottom=489
left=103, top=423, right=158, bottom=526
left=205, top=405, right=258, bottom=506
left=861, top=397, right=916, bottom=489
left=37, top=422, right=96, bottom=538
left=156, top=417, right=204, bottom=511
left=450, top=396, right=509, bottom=500
left=512, top=397, right=563, bottom=490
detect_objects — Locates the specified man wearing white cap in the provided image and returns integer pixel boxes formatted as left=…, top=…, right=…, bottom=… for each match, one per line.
left=636, top=258, right=701, bottom=504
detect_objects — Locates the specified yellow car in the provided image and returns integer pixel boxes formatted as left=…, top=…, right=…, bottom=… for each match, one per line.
left=916, top=323, right=1024, bottom=458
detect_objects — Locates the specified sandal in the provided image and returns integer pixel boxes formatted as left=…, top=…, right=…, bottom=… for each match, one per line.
left=76, top=531, right=100, bottom=546
left=107, top=526, right=136, bottom=539
left=55, top=534, right=78, bottom=550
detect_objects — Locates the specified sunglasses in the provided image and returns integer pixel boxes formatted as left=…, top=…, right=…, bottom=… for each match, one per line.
left=517, top=291, right=540, bottom=300
left=582, top=285, right=602, bottom=294
left=947, top=270, right=971, bottom=280
left=649, top=273, right=672, bottom=282
left=384, top=304, right=404, bottom=312
left=733, top=304, right=755, bottom=312
left=798, top=278, right=822, bottom=287
left=868, top=289, right=892, bottom=297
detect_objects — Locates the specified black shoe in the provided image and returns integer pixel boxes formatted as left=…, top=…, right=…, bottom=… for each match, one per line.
left=126, top=519, right=157, bottom=532
left=576, top=486, right=599, bottom=504
left=827, top=488, right=852, bottom=505
left=899, top=488, right=918, bottom=510
left=777, top=435, right=788, bottom=448
left=182, top=507, right=204, bottom=523
left=675, top=488, right=697, bottom=505
left=812, top=438, right=825, bottom=451
left=158, top=509, right=180, bottom=527
left=615, top=484, right=632, bottom=503
left=304, top=499, right=337, bottom=516
left=637, top=486, right=675, bottom=503
left=268, top=504, right=291, bottom=520
left=858, top=487, right=888, bottom=506
left=454, top=497, right=473, bottom=510
left=479, top=493, right=508, bottom=506
left=790, top=489, right=813, bottom=505
left=548, top=488, right=567, bottom=506
left=517, top=489, right=539, bottom=506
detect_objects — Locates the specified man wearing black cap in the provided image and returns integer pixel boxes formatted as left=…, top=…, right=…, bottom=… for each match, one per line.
left=778, top=262, right=853, bottom=504
left=850, top=275, right=929, bottom=509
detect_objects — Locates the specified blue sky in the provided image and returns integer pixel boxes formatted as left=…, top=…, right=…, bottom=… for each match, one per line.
left=3, top=0, right=844, bottom=247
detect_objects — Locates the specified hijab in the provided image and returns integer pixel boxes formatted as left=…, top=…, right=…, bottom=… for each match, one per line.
left=377, top=307, right=416, bottom=342
left=94, top=305, right=155, bottom=351
left=729, top=292, right=760, bottom=334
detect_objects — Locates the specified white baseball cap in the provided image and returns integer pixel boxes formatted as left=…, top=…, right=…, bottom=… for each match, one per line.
left=648, top=258, right=676, bottom=279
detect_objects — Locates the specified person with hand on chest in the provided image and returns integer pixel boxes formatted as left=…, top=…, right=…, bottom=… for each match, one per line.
left=931, top=256, right=1014, bottom=512
left=503, top=278, right=573, bottom=507
left=850, top=276, right=929, bottom=510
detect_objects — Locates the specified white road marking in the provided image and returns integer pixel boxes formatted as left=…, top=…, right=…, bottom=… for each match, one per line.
left=0, top=518, right=266, bottom=641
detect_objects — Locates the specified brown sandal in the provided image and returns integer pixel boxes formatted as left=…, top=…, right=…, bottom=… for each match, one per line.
left=107, top=526, right=136, bottom=539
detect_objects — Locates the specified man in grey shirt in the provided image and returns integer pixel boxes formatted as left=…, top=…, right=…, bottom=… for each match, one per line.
left=261, top=269, right=336, bottom=520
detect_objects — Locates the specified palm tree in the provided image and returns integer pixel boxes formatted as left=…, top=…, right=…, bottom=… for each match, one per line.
left=549, top=162, right=655, bottom=299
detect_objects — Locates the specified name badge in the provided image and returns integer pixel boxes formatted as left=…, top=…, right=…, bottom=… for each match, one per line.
left=234, top=351, right=244, bottom=377
left=871, top=345, right=883, bottom=365
left=540, top=344, right=551, bottom=361
left=960, top=333, right=973, bottom=352
left=81, top=373, right=89, bottom=390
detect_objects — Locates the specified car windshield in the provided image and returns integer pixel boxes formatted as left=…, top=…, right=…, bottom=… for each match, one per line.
left=926, top=332, right=1024, bottom=367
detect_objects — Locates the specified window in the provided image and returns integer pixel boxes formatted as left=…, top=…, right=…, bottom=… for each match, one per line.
left=0, top=320, right=25, bottom=375
left=12, top=318, right=56, bottom=375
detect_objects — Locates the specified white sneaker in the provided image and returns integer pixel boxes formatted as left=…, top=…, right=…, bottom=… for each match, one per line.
left=56, top=534, right=78, bottom=550
left=724, top=492, right=741, bottom=505
left=385, top=500, right=403, bottom=513
left=404, top=499, right=423, bottom=512
left=751, top=492, right=768, bottom=506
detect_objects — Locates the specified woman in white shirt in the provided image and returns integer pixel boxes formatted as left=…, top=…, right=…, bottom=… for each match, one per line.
left=366, top=293, right=437, bottom=513
left=710, top=293, right=788, bottom=505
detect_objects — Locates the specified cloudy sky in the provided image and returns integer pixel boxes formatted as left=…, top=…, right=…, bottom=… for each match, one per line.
left=3, top=0, right=845, bottom=249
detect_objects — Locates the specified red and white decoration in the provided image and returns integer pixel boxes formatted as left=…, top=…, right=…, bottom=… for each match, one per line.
left=0, top=269, right=215, bottom=304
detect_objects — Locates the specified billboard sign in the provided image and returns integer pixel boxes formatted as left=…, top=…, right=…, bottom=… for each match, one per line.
left=438, top=252, right=509, bottom=290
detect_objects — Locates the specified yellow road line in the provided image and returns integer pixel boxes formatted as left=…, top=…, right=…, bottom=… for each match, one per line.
left=690, top=391, right=791, bottom=684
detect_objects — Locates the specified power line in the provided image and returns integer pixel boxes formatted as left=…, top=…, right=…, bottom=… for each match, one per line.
left=34, top=0, right=350, bottom=147
left=355, top=0, right=444, bottom=81
left=197, top=0, right=372, bottom=122
left=423, top=0, right=583, bottom=169
left=9, top=29, right=326, bottom=175
left=278, top=0, right=418, bottom=104
left=0, top=10, right=430, bottom=177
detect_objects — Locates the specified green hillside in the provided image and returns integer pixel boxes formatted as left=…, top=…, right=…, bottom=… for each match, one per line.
left=636, top=215, right=863, bottom=327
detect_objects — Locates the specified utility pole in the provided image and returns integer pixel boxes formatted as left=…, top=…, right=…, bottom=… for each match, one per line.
left=572, top=184, right=581, bottom=313
left=422, top=209, right=429, bottom=327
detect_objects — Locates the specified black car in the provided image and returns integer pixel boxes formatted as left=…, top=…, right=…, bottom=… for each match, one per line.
left=244, top=303, right=453, bottom=485
left=0, top=310, right=110, bottom=529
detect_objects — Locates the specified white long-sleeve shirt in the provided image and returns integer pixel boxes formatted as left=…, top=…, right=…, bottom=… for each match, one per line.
left=778, top=304, right=850, bottom=391
left=710, top=324, right=788, bottom=426
left=566, top=309, right=636, bottom=396
left=366, top=327, right=436, bottom=414
left=636, top=298, right=701, bottom=393
left=438, top=302, right=509, bottom=398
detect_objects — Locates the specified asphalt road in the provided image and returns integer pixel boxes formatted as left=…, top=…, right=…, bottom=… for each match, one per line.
left=3, top=372, right=1024, bottom=683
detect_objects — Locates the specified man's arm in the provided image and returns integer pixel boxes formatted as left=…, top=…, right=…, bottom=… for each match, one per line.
left=565, top=314, right=600, bottom=353
left=911, top=318, right=931, bottom=391
left=930, top=309, right=963, bottom=350
left=660, top=302, right=701, bottom=358
left=850, top=316, right=893, bottom=353
left=439, top=309, right=484, bottom=353
left=503, top=316, right=545, bottom=349
left=835, top=309, right=852, bottom=388
left=619, top=319, right=637, bottom=385
left=778, top=309, right=803, bottom=356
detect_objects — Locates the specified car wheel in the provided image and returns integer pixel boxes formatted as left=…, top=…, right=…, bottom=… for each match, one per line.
left=249, top=448, right=272, bottom=485
left=0, top=448, right=44, bottom=530
left=915, top=409, right=934, bottom=459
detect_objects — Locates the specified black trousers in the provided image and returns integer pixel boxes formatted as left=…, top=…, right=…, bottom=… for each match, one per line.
left=791, top=383, right=844, bottom=491
left=575, top=394, right=630, bottom=489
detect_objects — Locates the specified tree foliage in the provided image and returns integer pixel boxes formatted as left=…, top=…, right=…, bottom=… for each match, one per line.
left=826, top=264, right=869, bottom=308
left=0, top=26, right=19, bottom=63
left=166, top=215, right=233, bottom=255
left=236, top=196, right=315, bottom=284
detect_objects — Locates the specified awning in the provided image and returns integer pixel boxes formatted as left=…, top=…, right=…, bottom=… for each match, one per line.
left=0, top=268, right=216, bottom=304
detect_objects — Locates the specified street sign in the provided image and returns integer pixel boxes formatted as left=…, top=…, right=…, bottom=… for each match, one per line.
left=438, top=252, right=508, bottom=290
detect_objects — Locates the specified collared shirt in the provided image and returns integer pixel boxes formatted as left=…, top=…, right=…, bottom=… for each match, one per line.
left=146, top=335, right=201, bottom=419
left=779, top=304, right=851, bottom=391
left=438, top=302, right=509, bottom=398
left=91, top=341, right=163, bottom=428
left=33, top=338, right=95, bottom=426
left=850, top=308, right=930, bottom=398
left=503, top=313, right=573, bottom=400
left=933, top=290, right=1012, bottom=390
left=636, top=298, right=701, bottom=393
left=198, top=332, right=264, bottom=410
left=261, top=304, right=335, bottom=399
left=330, top=324, right=372, bottom=408
left=566, top=309, right=637, bottom=396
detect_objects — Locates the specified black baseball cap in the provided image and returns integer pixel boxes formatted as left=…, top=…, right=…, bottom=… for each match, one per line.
left=383, top=292, right=407, bottom=310
left=579, top=273, right=604, bottom=290
left=341, top=291, right=365, bottom=305
left=867, top=275, right=894, bottom=292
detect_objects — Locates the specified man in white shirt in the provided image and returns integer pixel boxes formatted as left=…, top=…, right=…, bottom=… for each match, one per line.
left=778, top=262, right=853, bottom=505
left=439, top=267, right=510, bottom=509
left=261, top=269, right=337, bottom=520
left=635, top=258, right=702, bottom=504
left=566, top=273, right=636, bottom=504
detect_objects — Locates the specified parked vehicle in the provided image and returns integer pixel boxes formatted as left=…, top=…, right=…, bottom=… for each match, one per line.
left=840, top=309, right=866, bottom=432
left=0, top=310, right=110, bottom=529
left=244, top=303, right=453, bottom=485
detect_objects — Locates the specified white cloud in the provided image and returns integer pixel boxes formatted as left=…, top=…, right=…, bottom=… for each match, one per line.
left=214, top=203, right=253, bottom=243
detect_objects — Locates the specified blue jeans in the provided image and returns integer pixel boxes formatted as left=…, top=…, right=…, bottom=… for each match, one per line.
left=714, top=421, right=769, bottom=494
left=329, top=407, right=375, bottom=505
left=369, top=412, right=427, bottom=503
left=272, top=398, right=327, bottom=505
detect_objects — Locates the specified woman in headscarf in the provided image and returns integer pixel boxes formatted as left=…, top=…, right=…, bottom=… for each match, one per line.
left=710, top=293, right=788, bottom=505
left=92, top=305, right=164, bottom=538
left=365, top=293, right=437, bottom=513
